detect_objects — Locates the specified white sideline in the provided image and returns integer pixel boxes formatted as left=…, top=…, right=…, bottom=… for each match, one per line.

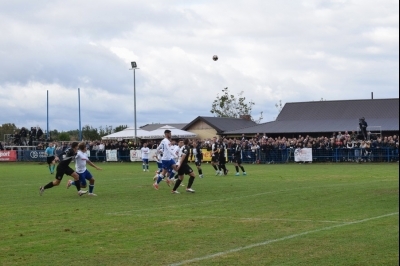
left=168, top=212, right=398, bottom=266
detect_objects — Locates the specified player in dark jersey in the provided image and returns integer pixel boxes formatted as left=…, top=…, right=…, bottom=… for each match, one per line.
left=171, top=139, right=196, bottom=193
left=39, top=142, right=87, bottom=196
left=211, top=136, right=220, bottom=175
left=192, top=140, right=203, bottom=178
left=233, top=139, right=247, bottom=176
left=218, top=138, right=229, bottom=176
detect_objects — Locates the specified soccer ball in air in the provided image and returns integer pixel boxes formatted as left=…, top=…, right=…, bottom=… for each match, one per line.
left=213, top=55, right=218, bottom=61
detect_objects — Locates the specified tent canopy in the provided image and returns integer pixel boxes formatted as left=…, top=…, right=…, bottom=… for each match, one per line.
left=101, top=128, right=149, bottom=140
left=141, top=125, right=196, bottom=139
left=101, top=125, right=196, bottom=140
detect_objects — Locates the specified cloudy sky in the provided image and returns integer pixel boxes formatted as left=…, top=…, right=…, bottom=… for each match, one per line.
left=0, top=0, right=398, bottom=132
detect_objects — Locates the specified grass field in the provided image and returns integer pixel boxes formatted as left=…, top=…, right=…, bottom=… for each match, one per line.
left=0, top=162, right=398, bottom=266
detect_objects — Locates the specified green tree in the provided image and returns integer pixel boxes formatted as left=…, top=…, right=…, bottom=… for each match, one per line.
left=0, top=123, right=18, bottom=143
left=82, top=125, right=100, bottom=140
left=210, top=87, right=262, bottom=123
left=98, top=125, right=114, bottom=138
left=49, top=129, right=59, bottom=141
left=66, top=129, right=79, bottom=141
left=115, top=125, right=128, bottom=133
left=58, top=132, right=70, bottom=141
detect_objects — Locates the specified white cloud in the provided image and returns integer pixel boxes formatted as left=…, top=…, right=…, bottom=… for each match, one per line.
left=0, top=0, right=398, bottom=132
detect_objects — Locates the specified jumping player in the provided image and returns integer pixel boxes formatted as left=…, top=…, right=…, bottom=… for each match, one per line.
left=39, top=142, right=87, bottom=196
left=67, top=142, right=102, bottom=196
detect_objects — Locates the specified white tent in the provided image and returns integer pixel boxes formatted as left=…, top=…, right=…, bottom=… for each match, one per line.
left=101, top=125, right=196, bottom=140
left=141, top=125, right=197, bottom=139
left=101, top=127, right=150, bottom=140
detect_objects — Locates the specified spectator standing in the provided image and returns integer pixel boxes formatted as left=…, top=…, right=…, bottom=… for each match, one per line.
left=359, top=117, right=368, bottom=140
left=36, top=127, right=44, bottom=141
left=19, top=127, right=28, bottom=145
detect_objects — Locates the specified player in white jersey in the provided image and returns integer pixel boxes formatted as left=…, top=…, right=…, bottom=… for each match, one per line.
left=141, top=142, right=150, bottom=172
left=168, top=140, right=181, bottom=181
left=171, top=141, right=180, bottom=164
left=153, top=130, right=178, bottom=190
left=67, top=142, right=102, bottom=196
left=152, top=151, right=163, bottom=181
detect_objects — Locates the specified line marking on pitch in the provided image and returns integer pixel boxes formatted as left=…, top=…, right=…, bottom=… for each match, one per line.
left=168, top=212, right=399, bottom=266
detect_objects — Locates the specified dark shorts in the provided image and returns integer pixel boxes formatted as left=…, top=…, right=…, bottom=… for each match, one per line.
left=178, top=164, right=193, bottom=176
left=233, top=157, right=242, bottom=164
left=219, top=157, right=226, bottom=164
left=47, top=156, right=55, bottom=164
left=211, top=155, right=219, bottom=163
left=55, top=165, right=75, bottom=180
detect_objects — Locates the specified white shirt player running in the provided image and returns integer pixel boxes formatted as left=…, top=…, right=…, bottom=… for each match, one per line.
left=157, top=138, right=173, bottom=161
left=171, top=145, right=180, bottom=164
left=75, top=150, right=89, bottom=174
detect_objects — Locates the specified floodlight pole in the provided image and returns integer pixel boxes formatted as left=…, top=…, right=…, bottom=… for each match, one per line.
left=129, top=62, right=139, bottom=144
left=78, top=88, right=82, bottom=141
left=47, top=90, right=49, bottom=141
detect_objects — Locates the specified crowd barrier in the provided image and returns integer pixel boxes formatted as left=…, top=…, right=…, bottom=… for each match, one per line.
left=1, top=147, right=398, bottom=163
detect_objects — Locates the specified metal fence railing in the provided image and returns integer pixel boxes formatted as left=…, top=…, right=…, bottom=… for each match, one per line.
left=240, top=147, right=399, bottom=164
left=3, top=147, right=398, bottom=163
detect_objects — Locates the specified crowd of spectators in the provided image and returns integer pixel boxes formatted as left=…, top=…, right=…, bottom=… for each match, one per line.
left=7, top=126, right=45, bottom=146
left=3, top=129, right=398, bottom=163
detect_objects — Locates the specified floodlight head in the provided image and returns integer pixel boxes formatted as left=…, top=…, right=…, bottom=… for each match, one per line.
left=131, top=62, right=137, bottom=68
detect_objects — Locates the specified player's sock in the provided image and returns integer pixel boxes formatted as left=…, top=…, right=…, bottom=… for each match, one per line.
left=48, top=165, right=51, bottom=173
left=212, top=165, right=218, bottom=171
left=51, top=165, right=55, bottom=172
left=89, top=185, right=94, bottom=193
left=240, top=166, right=245, bottom=172
left=146, top=164, right=149, bottom=170
left=157, top=174, right=164, bottom=184
left=43, top=182, right=54, bottom=189
left=218, top=165, right=222, bottom=171
left=172, top=179, right=182, bottom=191
left=235, top=166, right=239, bottom=172
left=221, top=165, right=227, bottom=172
left=169, top=172, right=175, bottom=180
left=187, top=176, right=195, bottom=188
left=142, top=164, right=145, bottom=170
left=75, top=181, right=81, bottom=191
left=198, top=169, right=203, bottom=175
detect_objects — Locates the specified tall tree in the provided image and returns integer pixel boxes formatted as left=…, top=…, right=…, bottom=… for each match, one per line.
left=82, top=125, right=100, bottom=140
left=0, top=123, right=18, bottom=144
left=210, top=87, right=262, bottom=123
left=58, top=132, right=70, bottom=141
left=115, top=125, right=128, bottom=133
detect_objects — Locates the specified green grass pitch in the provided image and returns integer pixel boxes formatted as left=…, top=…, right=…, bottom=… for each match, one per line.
left=0, top=162, right=398, bottom=265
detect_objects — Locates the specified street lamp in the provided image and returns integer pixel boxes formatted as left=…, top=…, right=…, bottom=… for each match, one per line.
left=129, top=62, right=139, bottom=144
